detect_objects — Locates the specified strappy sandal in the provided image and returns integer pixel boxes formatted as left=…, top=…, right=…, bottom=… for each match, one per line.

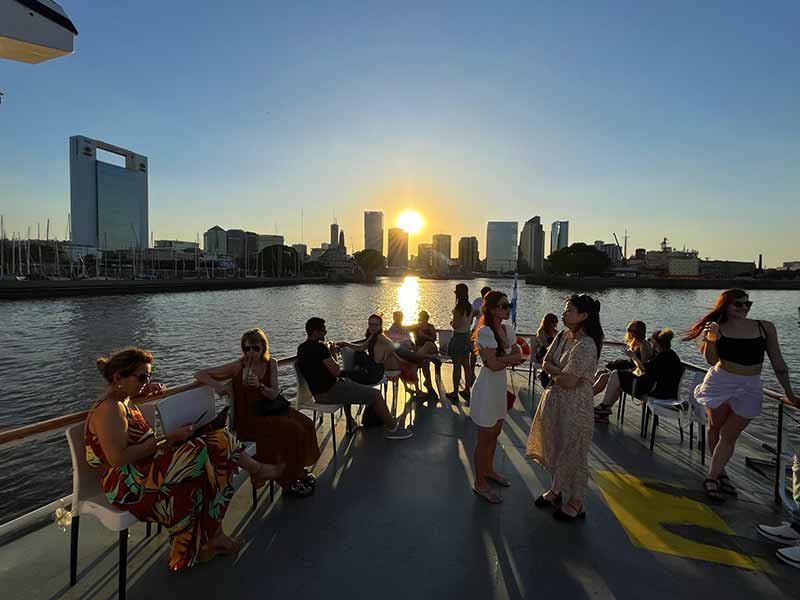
left=553, top=502, right=586, bottom=521
left=472, top=485, right=502, bottom=504
left=703, top=478, right=725, bottom=504
left=718, top=474, right=738, bottom=497
left=534, top=492, right=562, bottom=509
left=285, top=480, right=314, bottom=498
left=486, top=473, right=511, bottom=488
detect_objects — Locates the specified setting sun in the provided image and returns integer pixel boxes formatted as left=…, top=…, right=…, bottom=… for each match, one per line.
left=397, top=210, right=424, bottom=235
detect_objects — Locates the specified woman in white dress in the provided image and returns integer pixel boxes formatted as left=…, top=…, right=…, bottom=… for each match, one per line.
left=470, top=290, right=526, bottom=503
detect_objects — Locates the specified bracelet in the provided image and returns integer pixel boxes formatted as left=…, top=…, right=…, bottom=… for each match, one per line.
left=155, top=436, right=168, bottom=450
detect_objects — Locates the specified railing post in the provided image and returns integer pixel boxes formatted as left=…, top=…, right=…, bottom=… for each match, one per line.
left=775, top=400, right=784, bottom=507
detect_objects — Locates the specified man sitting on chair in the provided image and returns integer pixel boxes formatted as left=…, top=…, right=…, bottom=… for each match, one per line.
left=297, top=317, right=413, bottom=440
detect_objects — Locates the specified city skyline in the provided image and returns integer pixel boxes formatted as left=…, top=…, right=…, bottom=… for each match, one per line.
left=2, top=3, right=798, bottom=263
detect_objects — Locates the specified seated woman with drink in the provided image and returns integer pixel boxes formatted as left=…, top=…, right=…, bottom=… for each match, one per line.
left=86, top=348, right=283, bottom=571
left=386, top=310, right=442, bottom=396
left=593, top=328, right=684, bottom=423
left=593, top=320, right=653, bottom=395
left=195, top=328, right=321, bottom=499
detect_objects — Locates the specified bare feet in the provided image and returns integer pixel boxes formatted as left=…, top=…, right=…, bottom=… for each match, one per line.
left=251, top=462, right=285, bottom=489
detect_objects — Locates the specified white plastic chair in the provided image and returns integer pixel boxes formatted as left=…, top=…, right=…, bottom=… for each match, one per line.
left=294, top=362, right=344, bottom=453
left=65, top=402, right=156, bottom=600
left=644, top=369, right=695, bottom=453
left=686, top=371, right=709, bottom=464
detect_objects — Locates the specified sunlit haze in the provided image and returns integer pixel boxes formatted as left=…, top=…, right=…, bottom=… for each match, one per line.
left=397, top=211, right=424, bottom=236
left=1, top=2, right=798, bottom=264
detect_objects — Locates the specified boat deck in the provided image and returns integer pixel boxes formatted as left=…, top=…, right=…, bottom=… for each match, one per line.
left=1, top=366, right=798, bottom=599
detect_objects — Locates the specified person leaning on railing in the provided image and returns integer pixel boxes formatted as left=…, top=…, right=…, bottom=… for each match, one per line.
left=86, top=348, right=284, bottom=571
left=194, top=327, right=321, bottom=499
left=685, top=288, right=799, bottom=504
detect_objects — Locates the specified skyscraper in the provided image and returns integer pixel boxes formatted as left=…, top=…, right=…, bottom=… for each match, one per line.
left=364, top=211, right=384, bottom=255
left=70, top=135, right=148, bottom=250
left=432, top=234, right=452, bottom=273
left=519, top=217, right=545, bottom=273
left=387, top=228, right=409, bottom=268
left=330, top=223, right=339, bottom=248
left=486, top=222, right=518, bottom=273
left=550, top=221, right=569, bottom=255
left=458, top=236, right=479, bottom=273
left=417, top=243, right=433, bottom=271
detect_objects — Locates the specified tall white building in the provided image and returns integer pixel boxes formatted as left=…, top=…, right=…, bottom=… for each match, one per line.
left=70, top=135, right=148, bottom=250
left=364, top=211, right=384, bottom=255
left=550, top=221, right=569, bottom=255
left=486, top=222, right=518, bottom=273
left=519, top=216, right=545, bottom=273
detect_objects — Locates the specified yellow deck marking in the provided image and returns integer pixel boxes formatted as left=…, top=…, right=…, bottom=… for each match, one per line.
left=595, top=470, right=773, bottom=573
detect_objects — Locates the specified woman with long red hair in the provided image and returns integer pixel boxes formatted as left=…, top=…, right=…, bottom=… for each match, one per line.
left=686, top=289, right=797, bottom=503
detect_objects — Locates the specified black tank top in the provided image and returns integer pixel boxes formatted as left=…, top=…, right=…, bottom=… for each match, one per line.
left=715, top=320, right=768, bottom=366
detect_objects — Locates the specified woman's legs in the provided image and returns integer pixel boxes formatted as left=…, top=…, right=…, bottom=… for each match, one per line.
left=474, top=424, right=500, bottom=492
left=708, top=408, right=751, bottom=480
left=600, top=370, right=623, bottom=408
left=486, top=420, right=504, bottom=479
left=706, top=403, right=732, bottom=460
left=593, top=372, right=611, bottom=395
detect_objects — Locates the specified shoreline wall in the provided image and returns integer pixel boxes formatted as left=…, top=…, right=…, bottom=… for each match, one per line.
left=524, top=275, right=800, bottom=291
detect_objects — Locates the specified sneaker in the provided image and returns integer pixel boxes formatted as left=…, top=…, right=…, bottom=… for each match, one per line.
left=757, top=521, right=800, bottom=545
left=776, top=544, right=800, bottom=569
left=384, top=424, right=414, bottom=440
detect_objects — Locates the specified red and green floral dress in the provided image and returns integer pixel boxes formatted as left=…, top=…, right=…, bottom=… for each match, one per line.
left=85, top=400, right=241, bottom=571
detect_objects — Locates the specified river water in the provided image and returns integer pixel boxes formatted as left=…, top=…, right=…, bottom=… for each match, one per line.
left=1, top=278, right=798, bottom=523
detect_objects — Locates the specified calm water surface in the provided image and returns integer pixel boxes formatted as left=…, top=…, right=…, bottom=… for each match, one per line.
left=1, top=278, right=798, bottom=523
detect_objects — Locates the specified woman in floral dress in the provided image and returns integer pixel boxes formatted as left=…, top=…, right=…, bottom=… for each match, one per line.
left=527, top=294, right=604, bottom=521
left=85, top=348, right=283, bottom=571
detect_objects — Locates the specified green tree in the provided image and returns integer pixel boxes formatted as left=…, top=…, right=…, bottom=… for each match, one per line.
left=546, top=243, right=610, bottom=276
left=353, top=249, right=385, bottom=276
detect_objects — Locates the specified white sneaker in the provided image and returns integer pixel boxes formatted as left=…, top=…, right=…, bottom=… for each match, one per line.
left=776, top=543, right=800, bottom=569
left=757, top=521, right=800, bottom=545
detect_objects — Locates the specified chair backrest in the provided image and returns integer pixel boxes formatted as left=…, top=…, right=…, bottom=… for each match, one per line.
left=686, top=370, right=707, bottom=415
left=293, top=362, right=315, bottom=408
left=340, top=347, right=356, bottom=372
left=67, top=402, right=158, bottom=512
left=157, top=386, right=216, bottom=432
left=438, top=330, right=452, bottom=354
left=66, top=421, right=101, bottom=512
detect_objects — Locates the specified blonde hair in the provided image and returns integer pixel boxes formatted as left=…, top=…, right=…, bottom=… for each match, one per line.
left=651, top=328, right=674, bottom=350
left=96, top=348, right=153, bottom=383
left=241, top=328, right=270, bottom=362
left=624, top=320, right=647, bottom=348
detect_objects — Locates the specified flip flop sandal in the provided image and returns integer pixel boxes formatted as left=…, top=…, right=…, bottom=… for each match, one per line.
left=286, top=480, right=314, bottom=498
left=718, top=474, right=738, bottom=496
left=534, top=493, right=562, bottom=509
left=472, top=486, right=502, bottom=504
left=486, top=473, right=511, bottom=487
left=703, top=478, right=725, bottom=504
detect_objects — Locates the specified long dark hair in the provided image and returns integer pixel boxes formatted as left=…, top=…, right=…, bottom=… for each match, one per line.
left=684, top=288, right=747, bottom=340
left=472, top=290, right=508, bottom=356
left=364, top=313, right=383, bottom=339
left=568, top=294, right=603, bottom=358
left=454, top=283, right=472, bottom=319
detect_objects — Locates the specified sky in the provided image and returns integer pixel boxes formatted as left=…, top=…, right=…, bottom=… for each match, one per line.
left=1, top=1, right=798, bottom=264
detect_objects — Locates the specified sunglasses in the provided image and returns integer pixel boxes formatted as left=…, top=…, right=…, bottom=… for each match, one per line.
left=497, top=302, right=510, bottom=309
left=243, top=345, right=262, bottom=352
left=731, top=300, right=753, bottom=309
left=134, top=372, right=152, bottom=383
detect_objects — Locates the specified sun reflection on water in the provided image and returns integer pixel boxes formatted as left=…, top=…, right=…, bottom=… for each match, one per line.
left=397, top=276, right=420, bottom=325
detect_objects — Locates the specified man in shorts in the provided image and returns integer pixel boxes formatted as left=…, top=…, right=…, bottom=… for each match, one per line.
left=297, top=317, right=412, bottom=440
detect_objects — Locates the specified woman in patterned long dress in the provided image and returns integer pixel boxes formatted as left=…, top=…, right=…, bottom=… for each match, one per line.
left=526, top=295, right=603, bottom=521
left=195, top=328, right=321, bottom=498
left=86, top=348, right=283, bottom=571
